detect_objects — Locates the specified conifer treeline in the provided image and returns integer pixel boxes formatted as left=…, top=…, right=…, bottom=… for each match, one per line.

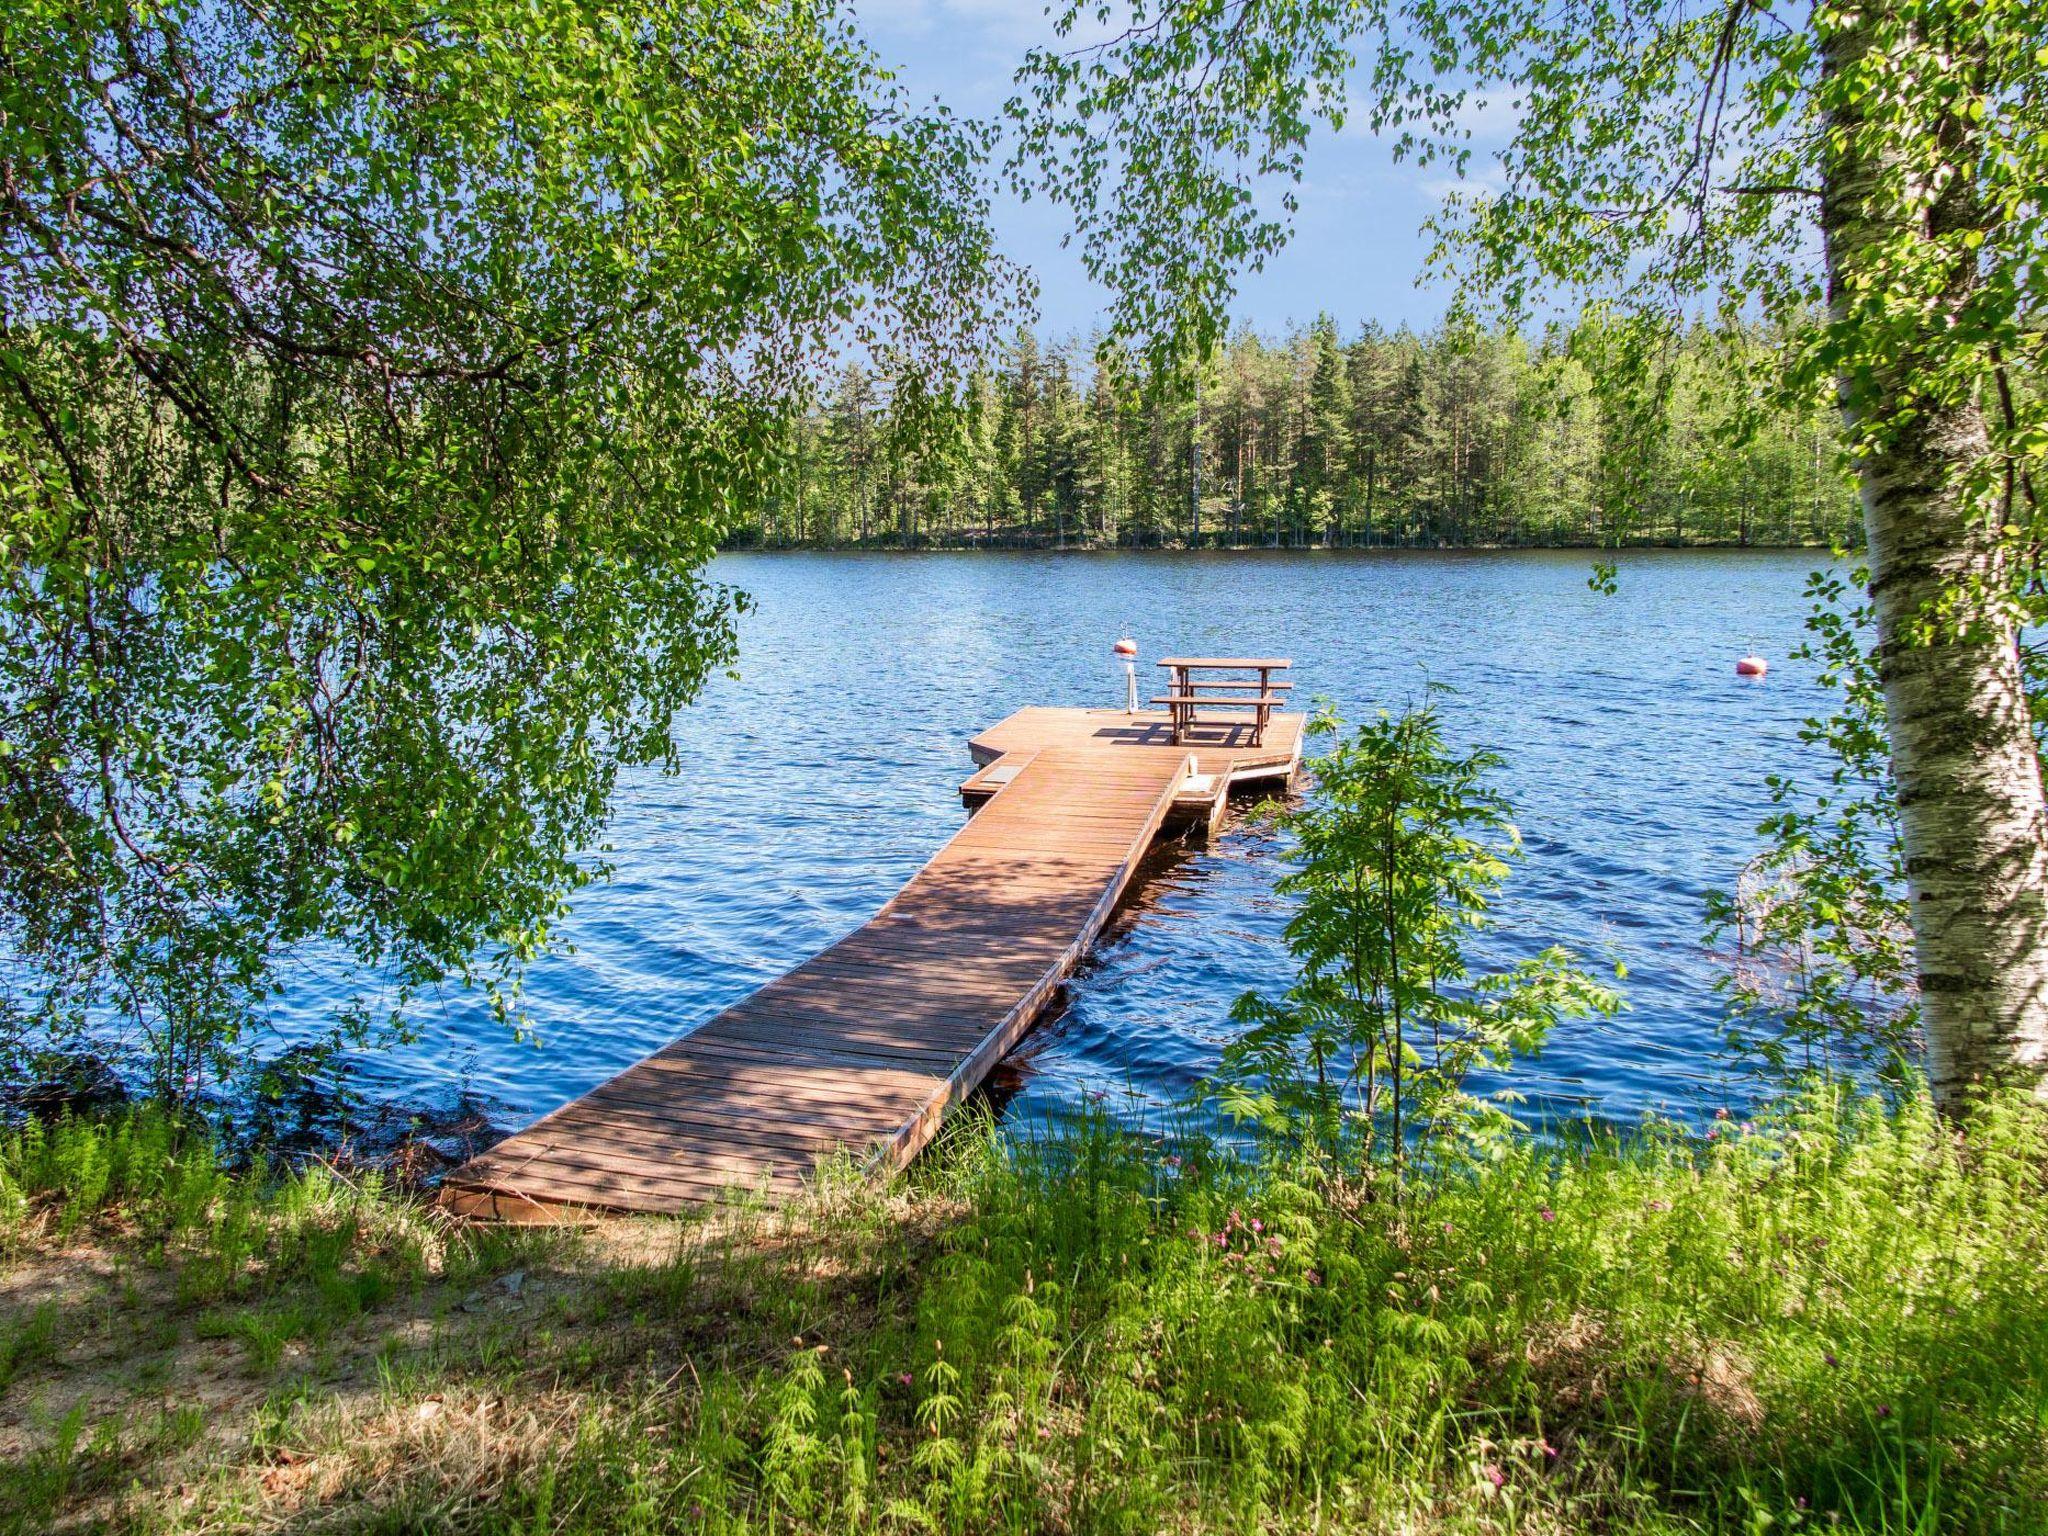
left=735, top=317, right=1858, bottom=550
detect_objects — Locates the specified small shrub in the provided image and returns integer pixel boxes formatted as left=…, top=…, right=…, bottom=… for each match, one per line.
left=1213, top=698, right=1622, bottom=1181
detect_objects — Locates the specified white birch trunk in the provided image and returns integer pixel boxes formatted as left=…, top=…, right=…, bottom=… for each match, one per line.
left=1821, top=4, right=2048, bottom=1109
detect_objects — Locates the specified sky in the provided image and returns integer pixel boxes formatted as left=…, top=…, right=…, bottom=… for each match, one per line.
left=852, top=0, right=1495, bottom=340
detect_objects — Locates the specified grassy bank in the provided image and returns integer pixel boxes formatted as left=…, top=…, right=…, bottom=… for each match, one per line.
left=2, top=1093, right=2044, bottom=1534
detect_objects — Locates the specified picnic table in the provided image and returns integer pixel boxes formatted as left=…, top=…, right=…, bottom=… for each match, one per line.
left=1152, top=656, right=1293, bottom=746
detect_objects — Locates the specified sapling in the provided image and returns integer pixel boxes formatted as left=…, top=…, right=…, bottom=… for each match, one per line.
left=1212, top=698, right=1622, bottom=1188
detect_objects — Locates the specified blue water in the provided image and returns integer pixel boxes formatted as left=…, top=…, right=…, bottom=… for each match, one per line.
left=306, top=549, right=1835, bottom=1142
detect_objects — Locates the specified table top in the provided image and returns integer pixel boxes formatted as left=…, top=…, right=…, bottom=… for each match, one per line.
left=1155, top=656, right=1293, bottom=670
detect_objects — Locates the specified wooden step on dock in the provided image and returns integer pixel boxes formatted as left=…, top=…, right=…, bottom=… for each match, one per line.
left=441, top=706, right=1302, bottom=1220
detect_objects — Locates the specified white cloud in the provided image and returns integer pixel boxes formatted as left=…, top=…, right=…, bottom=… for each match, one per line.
left=854, top=0, right=1126, bottom=63
left=1339, top=86, right=1523, bottom=147
left=1451, top=93, right=1523, bottom=145
left=1420, top=165, right=1505, bottom=205
left=852, top=0, right=1083, bottom=47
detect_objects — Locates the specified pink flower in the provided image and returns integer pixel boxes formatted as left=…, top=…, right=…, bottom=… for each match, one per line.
left=1250, top=1218, right=1263, bottom=1233
left=897, top=1372, right=914, bottom=1386
left=1306, top=1270, right=1322, bottom=1286
left=1715, top=1107, right=1731, bottom=1120
left=1539, top=1439, right=1559, bottom=1461
left=1482, top=1464, right=1505, bottom=1489
left=1646, top=1199, right=1671, bottom=1212
left=1539, top=1207, right=1556, bottom=1223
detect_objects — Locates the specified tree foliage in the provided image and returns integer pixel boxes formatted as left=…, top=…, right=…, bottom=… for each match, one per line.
left=737, top=314, right=1855, bottom=548
left=0, top=0, right=1006, bottom=1097
left=1011, top=0, right=2046, bottom=484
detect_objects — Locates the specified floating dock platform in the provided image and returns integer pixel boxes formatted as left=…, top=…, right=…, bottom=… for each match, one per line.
left=440, top=706, right=1303, bottom=1219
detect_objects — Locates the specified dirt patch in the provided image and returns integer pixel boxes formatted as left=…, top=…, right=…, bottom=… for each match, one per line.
left=1514, top=1311, right=1766, bottom=1434
left=0, top=1182, right=944, bottom=1531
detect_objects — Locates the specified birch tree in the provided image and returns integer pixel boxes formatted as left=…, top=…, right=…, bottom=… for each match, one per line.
left=0, top=0, right=1005, bottom=1096
left=1012, top=0, right=2048, bottom=1107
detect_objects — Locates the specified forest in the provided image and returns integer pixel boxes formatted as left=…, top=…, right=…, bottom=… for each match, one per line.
left=736, top=316, right=1860, bottom=550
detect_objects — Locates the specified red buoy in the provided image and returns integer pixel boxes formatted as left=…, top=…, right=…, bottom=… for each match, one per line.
left=1113, top=636, right=1138, bottom=658
left=1736, top=654, right=1768, bottom=677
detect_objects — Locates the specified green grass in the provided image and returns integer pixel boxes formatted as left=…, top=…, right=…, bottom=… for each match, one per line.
left=1, top=1091, right=2043, bottom=1534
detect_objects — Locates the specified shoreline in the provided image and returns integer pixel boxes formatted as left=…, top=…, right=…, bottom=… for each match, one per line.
left=716, top=538, right=1848, bottom=555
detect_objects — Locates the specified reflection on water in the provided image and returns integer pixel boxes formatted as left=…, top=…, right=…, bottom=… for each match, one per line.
left=288, top=548, right=1834, bottom=1142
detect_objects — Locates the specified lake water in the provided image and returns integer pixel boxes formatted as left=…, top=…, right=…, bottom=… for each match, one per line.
left=312, top=549, right=1839, bottom=1145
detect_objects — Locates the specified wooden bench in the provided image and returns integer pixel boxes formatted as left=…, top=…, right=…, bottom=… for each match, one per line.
left=1150, top=694, right=1289, bottom=709
left=1155, top=656, right=1294, bottom=745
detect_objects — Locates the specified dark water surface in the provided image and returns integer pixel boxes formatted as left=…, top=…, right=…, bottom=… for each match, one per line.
left=311, top=549, right=1834, bottom=1140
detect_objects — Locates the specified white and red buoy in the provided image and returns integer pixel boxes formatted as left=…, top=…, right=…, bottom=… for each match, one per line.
left=1736, top=653, right=1768, bottom=677
left=1113, top=636, right=1137, bottom=658
left=1113, top=635, right=1138, bottom=711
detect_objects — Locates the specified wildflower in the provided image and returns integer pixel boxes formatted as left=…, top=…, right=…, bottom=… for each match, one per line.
left=1876, top=1403, right=1892, bottom=1419
left=1740, top=1121, right=1755, bottom=1134
left=1705, top=1128, right=1720, bottom=1142
left=1646, top=1199, right=1671, bottom=1212
left=1824, top=1351, right=1839, bottom=1368
left=1482, top=1464, right=1506, bottom=1489
left=1539, top=1439, right=1559, bottom=1461
left=1539, top=1207, right=1556, bottom=1223
left=1306, top=1269, right=1322, bottom=1286
left=1250, top=1218, right=1264, bottom=1233
left=1163, top=1154, right=1183, bottom=1170
left=1715, top=1107, right=1730, bottom=1120
left=1213, top=1231, right=1228, bottom=1248
left=897, top=1371, right=913, bottom=1387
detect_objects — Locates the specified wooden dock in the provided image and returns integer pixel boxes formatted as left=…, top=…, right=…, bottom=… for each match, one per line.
left=440, top=705, right=1303, bottom=1219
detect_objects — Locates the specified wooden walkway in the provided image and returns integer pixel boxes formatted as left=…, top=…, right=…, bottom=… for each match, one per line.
left=441, top=708, right=1301, bottom=1220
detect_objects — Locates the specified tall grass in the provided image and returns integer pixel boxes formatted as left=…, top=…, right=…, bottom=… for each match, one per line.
left=4, top=1090, right=2041, bottom=1533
